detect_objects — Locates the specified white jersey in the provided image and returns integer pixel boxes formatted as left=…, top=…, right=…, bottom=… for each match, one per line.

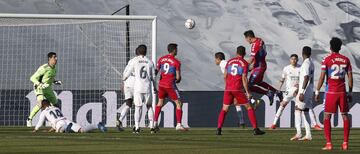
left=123, top=55, right=155, bottom=93
left=35, top=106, right=65, bottom=130
left=282, top=64, right=301, bottom=90
left=219, top=60, right=227, bottom=74
left=299, top=58, right=315, bottom=94
left=123, top=58, right=135, bottom=88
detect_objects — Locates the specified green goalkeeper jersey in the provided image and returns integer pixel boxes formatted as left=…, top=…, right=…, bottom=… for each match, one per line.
left=30, top=63, right=57, bottom=89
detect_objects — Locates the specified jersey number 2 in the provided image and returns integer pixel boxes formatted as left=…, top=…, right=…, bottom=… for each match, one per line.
left=330, top=64, right=346, bottom=79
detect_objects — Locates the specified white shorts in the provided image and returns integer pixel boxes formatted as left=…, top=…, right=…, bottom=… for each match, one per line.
left=295, top=90, right=313, bottom=110
left=133, top=92, right=152, bottom=107
left=55, top=120, right=82, bottom=133
left=124, top=86, right=134, bottom=100
left=283, top=87, right=298, bottom=102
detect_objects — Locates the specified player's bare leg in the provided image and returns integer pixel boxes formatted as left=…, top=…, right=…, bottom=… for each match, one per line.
left=322, top=113, right=333, bottom=150
left=117, top=98, right=132, bottom=131
left=291, top=107, right=302, bottom=141
left=216, top=104, right=230, bottom=135
left=270, top=101, right=289, bottom=130
left=174, top=99, right=188, bottom=131
left=243, top=103, right=265, bottom=135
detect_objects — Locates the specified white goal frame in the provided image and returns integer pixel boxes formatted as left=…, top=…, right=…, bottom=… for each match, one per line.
left=0, top=13, right=157, bottom=127
left=0, top=13, right=157, bottom=64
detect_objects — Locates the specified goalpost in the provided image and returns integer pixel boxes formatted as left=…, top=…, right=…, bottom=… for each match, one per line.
left=0, top=14, right=157, bottom=127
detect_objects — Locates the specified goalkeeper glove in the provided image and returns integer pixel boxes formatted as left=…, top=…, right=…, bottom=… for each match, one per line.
left=36, top=83, right=49, bottom=89
left=54, top=80, right=63, bottom=85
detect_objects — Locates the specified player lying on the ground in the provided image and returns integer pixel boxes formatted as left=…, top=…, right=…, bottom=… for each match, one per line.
left=32, top=100, right=107, bottom=133
left=27, top=52, right=62, bottom=127
left=315, top=37, right=353, bottom=151
left=290, top=46, right=314, bottom=141
left=123, top=45, right=156, bottom=134
left=216, top=46, right=265, bottom=136
left=215, top=52, right=245, bottom=128
left=153, top=43, right=188, bottom=132
left=270, top=54, right=321, bottom=130
left=244, top=30, right=282, bottom=105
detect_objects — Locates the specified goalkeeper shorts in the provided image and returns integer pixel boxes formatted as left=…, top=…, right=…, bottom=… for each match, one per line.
left=35, top=88, right=57, bottom=105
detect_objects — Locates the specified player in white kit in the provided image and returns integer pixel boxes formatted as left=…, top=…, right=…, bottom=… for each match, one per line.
left=32, top=100, right=107, bottom=133
left=123, top=45, right=156, bottom=134
left=269, top=54, right=300, bottom=129
left=291, top=46, right=314, bottom=141
left=270, top=54, right=321, bottom=130
left=116, top=50, right=138, bottom=131
left=215, top=52, right=245, bottom=128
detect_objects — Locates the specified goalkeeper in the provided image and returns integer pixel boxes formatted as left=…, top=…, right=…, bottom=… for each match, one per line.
left=27, top=52, right=62, bottom=127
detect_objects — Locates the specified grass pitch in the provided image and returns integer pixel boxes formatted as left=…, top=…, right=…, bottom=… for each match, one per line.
left=0, top=127, right=359, bottom=154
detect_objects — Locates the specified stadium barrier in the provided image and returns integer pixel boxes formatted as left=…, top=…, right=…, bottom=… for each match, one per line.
left=1, top=90, right=359, bottom=128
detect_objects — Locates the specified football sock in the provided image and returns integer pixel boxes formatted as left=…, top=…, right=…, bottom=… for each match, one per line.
left=273, top=106, right=285, bottom=125
left=295, top=110, right=302, bottom=137
left=119, top=105, right=130, bottom=122
left=302, top=111, right=312, bottom=138
left=247, top=108, right=258, bottom=128
left=29, top=105, right=41, bottom=120
left=309, top=108, right=318, bottom=126
left=154, top=105, right=162, bottom=122
left=176, top=109, right=182, bottom=124
left=134, top=106, right=142, bottom=129
left=259, top=82, right=277, bottom=92
left=217, top=109, right=227, bottom=128
left=343, top=118, right=350, bottom=143
left=250, top=85, right=268, bottom=95
left=235, top=105, right=245, bottom=124
left=84, top=124, right=98, bottom=132
left=324, top=117, right=331, bottom=143
left=147, top=107, right=154, bottom=128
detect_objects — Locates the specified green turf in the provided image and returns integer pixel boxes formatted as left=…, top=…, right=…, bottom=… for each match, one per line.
left=0, top=127, right=359, bottom=154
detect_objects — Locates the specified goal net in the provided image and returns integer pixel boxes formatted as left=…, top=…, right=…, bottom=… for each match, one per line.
left=0, top=14, right=157, bottom=127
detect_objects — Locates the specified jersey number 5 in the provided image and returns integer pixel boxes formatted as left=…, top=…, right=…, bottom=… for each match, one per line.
left=330, top=64, right=346, bottom=79
left=230, top=64, right=239, bottom=76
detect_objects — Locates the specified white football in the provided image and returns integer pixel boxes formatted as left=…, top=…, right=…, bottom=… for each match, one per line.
left=185, top=19, right=195, bottom=29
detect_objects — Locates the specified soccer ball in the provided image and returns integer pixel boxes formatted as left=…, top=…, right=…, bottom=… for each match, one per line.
left=185, top=19, right=195, bottom=29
